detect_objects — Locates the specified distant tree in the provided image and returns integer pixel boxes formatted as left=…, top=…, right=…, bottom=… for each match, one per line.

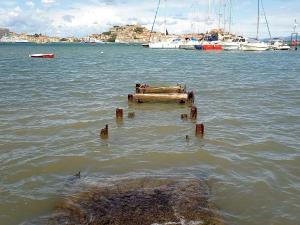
left=107, top=34, right=117, bottom=42
left=102, top=31, right=112, bottom=36
left=134, top=27, right=144, bottom=34
left=60, top=38, right=68, bottom=42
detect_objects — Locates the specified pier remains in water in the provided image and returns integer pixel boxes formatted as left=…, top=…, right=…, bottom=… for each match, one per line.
left=129, top=84, right=194, bottom=104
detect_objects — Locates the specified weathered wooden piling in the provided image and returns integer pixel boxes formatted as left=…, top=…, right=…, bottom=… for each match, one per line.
left=195, top=124, right=204, bottom=137
left=190, top=106, right=197, bottom=120
left=136, top=84, right=185, bottom=94
left=100, top=124, right=108, bottom=139
left=187, top=91, right=194, bottom=104
left=130, top=93, right=192, bottom=103
left=128, top=94, right=134, bottom=102
left=116, top=108, right=123, bottom=120
left=129, top=83, right=195, bottom=104
left=181, top=114, right=188, bottom=120
left=128, top=112, right=135, bottom=118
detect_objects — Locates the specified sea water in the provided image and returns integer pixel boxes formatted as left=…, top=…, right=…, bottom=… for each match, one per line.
left=0, top=43, right=299, bottom=225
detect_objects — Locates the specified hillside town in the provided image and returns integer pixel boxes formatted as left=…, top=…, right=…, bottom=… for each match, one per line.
left=0, top=25, right=232, bottom=44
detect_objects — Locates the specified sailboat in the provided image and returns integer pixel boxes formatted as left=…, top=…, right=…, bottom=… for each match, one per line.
left=148, top=0, right=182, bottom=49
left=240, top=0, right=270, bottom=51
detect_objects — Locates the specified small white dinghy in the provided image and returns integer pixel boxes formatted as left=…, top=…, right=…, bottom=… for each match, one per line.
left=29, top=53, right=55, bottom=58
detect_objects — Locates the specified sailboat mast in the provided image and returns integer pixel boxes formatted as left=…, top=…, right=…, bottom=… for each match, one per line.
left=229, top=0, right=232, bottom=33
left=260, top=0, right=272, bottom=40
left=149, top=0, right=161, bottom=43
left=218, top=0, right=222, bottom=30
left=208, top=0, right=212, bottom=24
left=256, top=0, right=260, bottom=40
left=164, top=0, right=167, bottom=36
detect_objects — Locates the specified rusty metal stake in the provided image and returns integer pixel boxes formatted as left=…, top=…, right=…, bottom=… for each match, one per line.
left=187, top=91, right=194, bottom=104
left=195, top=124, right=204, bottom=137
left=181, top=114, right=188, bottom=120
left=116, top=108, right=123, bottom=120
left=190, top=106, right=197, bottom=120
left=100, top=124, right=108, bottom=139
left=128, top=94, right=133, bottom=102
left=128, top=112, right=135, bottom=118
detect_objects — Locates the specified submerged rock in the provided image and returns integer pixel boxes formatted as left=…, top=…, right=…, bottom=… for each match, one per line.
left=43, top=178, right=224, bottom=225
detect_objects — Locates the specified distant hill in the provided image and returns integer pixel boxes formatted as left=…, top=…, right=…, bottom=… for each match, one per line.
left=0, top=28, right=10, bottom=38
left=90, top=24, right=166, bottom=44
left=262, top=36, right=295, bottom=42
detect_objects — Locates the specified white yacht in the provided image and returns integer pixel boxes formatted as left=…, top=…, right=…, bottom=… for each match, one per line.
left=149, top=38, right=182, bottom=49
left=220, top=36, right=248, bottom=50
left=240, top=39, right=270, bottom=51
left=179, top=38, right=200, bottom=50
left=271, top=39, right=291, bottom=50
left=240, top=0, right=271, bottom=51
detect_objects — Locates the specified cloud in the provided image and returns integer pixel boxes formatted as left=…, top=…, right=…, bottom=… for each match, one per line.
left=26, top=1, right=35, bottom=7
left=0, top=0, right=298, bottom=37
left=62, top=15, right=75, bottom=23
left=41, top=0, right=56, bottom=5
left=8, top=6, right=22, bottom=17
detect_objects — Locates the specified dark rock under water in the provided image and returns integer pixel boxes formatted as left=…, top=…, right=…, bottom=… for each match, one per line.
left=37, top=177, right=224, bottom=225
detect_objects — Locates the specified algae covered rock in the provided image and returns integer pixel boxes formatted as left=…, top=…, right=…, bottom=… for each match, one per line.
left=41, top=177, right=224, bottom=225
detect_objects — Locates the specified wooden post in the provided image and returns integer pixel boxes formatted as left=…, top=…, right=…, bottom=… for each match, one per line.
left=136, top=83, right=141, bottom=93
left=128, top=112, right=135, bottom=118
left=190, top=106, right=197, bottom=120
left=188, top=91, right=194, bottom=104
left=195, top=124, right=204, bottom=137
left=116, top=108, right=123, bottom=120
left=132, top=93, right=190, bottom=103
left=128, top=94, right=133, bottom=102
left=136, top=84, right=185, bottom=94
left=100, top=124, right=108, bottom=139
left=181, top=114, right=188, bottom=120
left=185, top=135, right=190, bottom=141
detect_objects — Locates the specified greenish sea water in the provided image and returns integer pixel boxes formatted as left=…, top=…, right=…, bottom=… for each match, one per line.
left=0, top=43, right=299, bottom=225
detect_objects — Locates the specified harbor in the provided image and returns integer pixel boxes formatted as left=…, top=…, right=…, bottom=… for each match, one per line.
left=0, top=43, right=300, bottom=225
left=0, top=0, right=300, bottom=225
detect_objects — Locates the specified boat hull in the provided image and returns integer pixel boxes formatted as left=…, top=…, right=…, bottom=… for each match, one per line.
left=149, top=39, right=182, bottom=49
left=149, top=42, right=181, bottom=49
left=195, top=44, right=223, bottom=51
left=273, top=46, right=291, bottom=50
left=179, top=45, right=197, bottom=50
left=240, top=43, right=269, bottom=51
left=202, top=44, right=223, bottom=50
left=220, top=42, right=240, bottom=51
left=30, top=54, right=55, bottom=58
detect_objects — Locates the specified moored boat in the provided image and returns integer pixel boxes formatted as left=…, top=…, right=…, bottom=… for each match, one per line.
left=270, top=39, right=291, bottom=50
left=240, top=40, right=269, bottom=51
left=220, top=36, right=248, bottom=50
left=195, top=41, right=223, bottom=51
left=179, top=38, right=200, bottom=50
left=149, top=38, right=182, bottom=49
left=240, top=0, right=271, bottom=51
left=29, top=53, right=55, bottom=58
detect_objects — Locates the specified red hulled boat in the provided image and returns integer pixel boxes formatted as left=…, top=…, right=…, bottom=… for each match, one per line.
left=202, top=43, right=223, bottom=51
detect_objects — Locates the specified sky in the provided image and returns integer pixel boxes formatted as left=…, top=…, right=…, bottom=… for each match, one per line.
left=0, top=0, right=298, bottom=38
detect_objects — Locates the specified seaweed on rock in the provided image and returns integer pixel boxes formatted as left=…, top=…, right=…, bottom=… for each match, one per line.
left=41, top=178, right=224, bottom=225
